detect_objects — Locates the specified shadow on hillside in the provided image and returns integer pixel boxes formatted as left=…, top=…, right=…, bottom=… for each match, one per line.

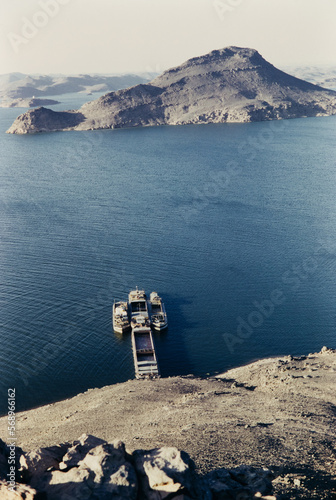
left=271, top=464, right=336, bottom=500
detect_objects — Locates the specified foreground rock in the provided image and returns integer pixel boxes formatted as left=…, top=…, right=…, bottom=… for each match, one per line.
left=6, top=46, right=336, bottom=134
left=0, top=348, right=335, bottom=498
left=0, top=434, right=278, bottom=499
left=133, top=446, right=205, bottom=499
left=206, top=465, right=274, bottom=499
left=22, top=435, right=137, bottom=499
left=0, top=481, right=38, bottom=499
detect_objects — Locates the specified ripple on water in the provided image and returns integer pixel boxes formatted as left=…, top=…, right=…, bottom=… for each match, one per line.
left=1, top=117, right=336, bottom=413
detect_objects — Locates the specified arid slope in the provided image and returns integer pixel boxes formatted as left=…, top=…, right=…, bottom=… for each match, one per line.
left=1, top=348, right=335, bottom=498
left=7, top=47, right=336, bottom=134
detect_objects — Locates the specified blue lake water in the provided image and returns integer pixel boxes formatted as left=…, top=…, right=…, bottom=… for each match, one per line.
left=1, top=94, right=336, bottom=414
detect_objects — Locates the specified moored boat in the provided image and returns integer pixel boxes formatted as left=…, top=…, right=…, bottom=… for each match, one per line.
left=149, top=291, right=168, bottom=331
left=131, top=329, right=160, bottom=379
left=128, top=288, right=150, bottom=331
left=112, top=288, right=163, bottom=378
left=131, top=314, right=152, bottom=333
left=112, top=301, right=131, bottom=333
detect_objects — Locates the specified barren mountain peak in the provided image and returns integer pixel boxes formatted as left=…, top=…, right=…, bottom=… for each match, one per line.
left=6, top=46, right=336, bottom=134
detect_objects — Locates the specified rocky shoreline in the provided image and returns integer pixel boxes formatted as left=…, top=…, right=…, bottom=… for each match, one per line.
left=0, top=347, right=335, bottom=498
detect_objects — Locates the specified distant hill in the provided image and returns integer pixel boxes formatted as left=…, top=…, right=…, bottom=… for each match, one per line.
left=0, top=72, right=26, bottom=87
left=281, top=65, right=336, bottom=89
left=0, top=73, right=149, bottom=101
left=7, top=47, right=336, bottom=134
left=0, top=97, right=60, bottom=108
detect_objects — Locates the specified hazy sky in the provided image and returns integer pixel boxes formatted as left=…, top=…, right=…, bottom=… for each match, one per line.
left=1, top=0, right=336, bottom=75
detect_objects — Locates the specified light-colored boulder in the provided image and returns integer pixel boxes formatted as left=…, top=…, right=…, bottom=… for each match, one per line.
left=59, top=433, right=105, bottom=470
left=79, top=441, right=126, bottom=479
left=20, top=443, right=68, bottom=480
left=78, top=441, right=138, bottom=499
left=41, top=467, right=94, bottom=500
left=133, top=446, right=203, bottom=499
left=320, top=346, right=336, bottom=354
left=31, top=438, right=137, bottom=500
left=0, top=480, right=38, bottom=499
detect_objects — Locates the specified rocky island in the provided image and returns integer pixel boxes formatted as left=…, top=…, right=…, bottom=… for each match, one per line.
left=6, top=47, right=336, bottom=134
left=0, top=347, right=335, bottom=498
left=0, top=98, right=60, bottom=108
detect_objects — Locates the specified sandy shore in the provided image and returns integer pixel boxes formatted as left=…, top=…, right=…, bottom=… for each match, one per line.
left=1, top=347, right=335, bottom=498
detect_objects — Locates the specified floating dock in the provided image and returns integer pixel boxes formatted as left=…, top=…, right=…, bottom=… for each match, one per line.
left=131, top=329, right=160, bottom=379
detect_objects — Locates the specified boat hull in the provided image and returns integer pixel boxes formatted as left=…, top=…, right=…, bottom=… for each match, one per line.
left=149, top=292, right=168, bottom=331
left=151, top=320, right=168, bottom=331
left=112, top=302, right=131, bottom=334
left=113, top=324, right=130, bottom=334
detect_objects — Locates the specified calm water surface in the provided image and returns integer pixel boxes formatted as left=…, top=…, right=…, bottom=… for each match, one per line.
left=1, top=95, right=336, bottom=413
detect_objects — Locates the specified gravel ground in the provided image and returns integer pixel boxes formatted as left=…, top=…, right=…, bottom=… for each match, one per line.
left=1, top=348, right=335, bottom=498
